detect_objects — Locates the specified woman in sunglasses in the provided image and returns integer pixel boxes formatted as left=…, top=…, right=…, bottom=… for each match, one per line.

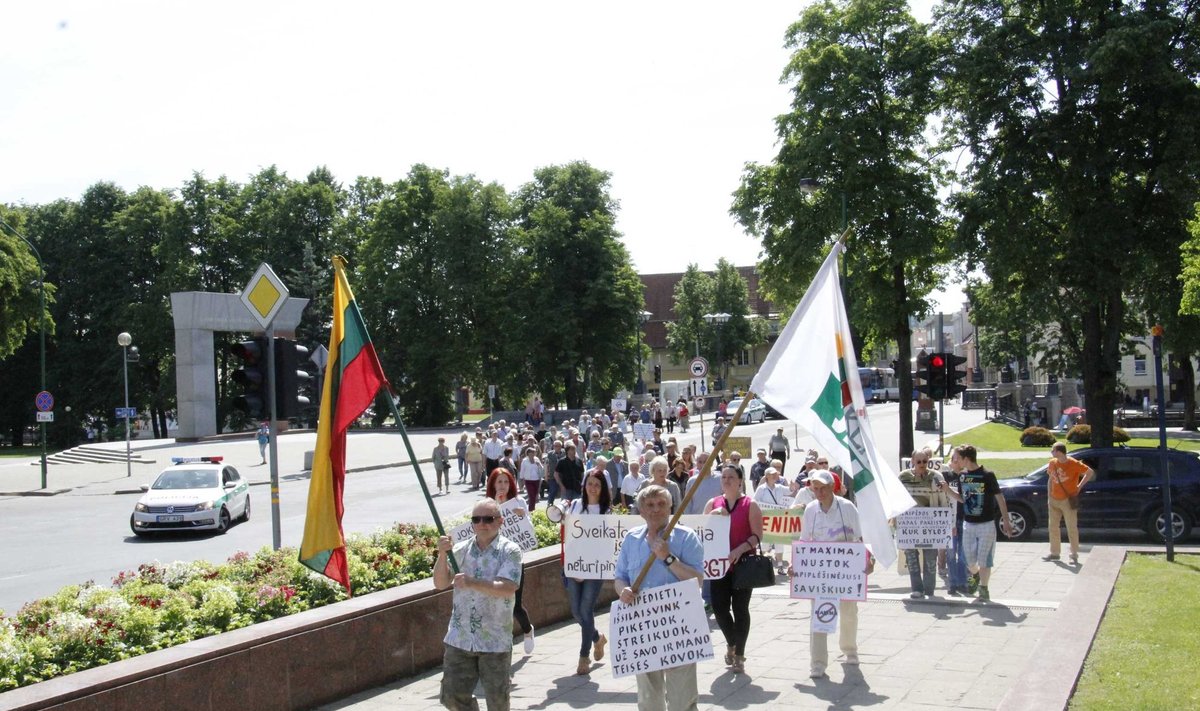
left=486, top=468, right=535, bottom=653
left=562, top=470, right=613, bottom=675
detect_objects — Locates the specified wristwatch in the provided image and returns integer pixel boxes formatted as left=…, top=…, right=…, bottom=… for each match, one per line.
left=663, top=554, right=677, bottom=566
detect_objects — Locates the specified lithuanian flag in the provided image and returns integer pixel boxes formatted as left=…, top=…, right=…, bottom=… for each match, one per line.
left=299, top=256, right=388, bottom=594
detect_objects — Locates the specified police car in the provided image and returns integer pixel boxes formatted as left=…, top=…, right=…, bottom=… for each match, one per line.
left=130, top=457, right=250, bottom=536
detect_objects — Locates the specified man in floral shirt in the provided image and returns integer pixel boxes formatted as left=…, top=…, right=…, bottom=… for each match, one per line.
left=434, top=499, right=523, bottom=711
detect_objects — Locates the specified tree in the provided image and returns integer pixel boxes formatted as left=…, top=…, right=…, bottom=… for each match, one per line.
left=733, top=0, right=948, bottom=456
left=514, top=162, right=645, bottom=408
left=358, top=165, right=514, bottom=425
left=938, top=0, right=1200, bottom=446
left=665, top=261, right=767, bottom=390
left=0, top=208, right=55, bottom=362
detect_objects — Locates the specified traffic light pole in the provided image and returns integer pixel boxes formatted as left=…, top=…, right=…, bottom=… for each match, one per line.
left=266, top=328, right=282, bottom=551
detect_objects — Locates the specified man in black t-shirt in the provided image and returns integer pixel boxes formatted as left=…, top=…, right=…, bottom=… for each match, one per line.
left=943, top=445, right=1013, bottom=602
left=554, top=442, right=585, bottom=501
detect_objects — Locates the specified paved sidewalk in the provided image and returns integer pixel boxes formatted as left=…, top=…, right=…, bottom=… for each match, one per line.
left=319, top=541, right=1097, bottom=711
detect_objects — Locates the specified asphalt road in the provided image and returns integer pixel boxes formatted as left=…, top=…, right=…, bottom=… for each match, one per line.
left=0, top=401, right=989, bottom=615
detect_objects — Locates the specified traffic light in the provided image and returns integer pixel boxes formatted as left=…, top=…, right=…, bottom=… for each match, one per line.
left=653, top=364, right=662, bottom=383
left=915, top=351, right=933, bottom=398
left=920, top=352, right=949, bottom=400
left=231, top=337, right=269, bottom=418
left=274, top=338, right=312, bottom=420
left=946, top=353, right=969, bottom=397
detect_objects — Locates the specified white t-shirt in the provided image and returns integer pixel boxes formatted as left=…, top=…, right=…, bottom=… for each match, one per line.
left=753, top=483, right=787, bottom=507
left=519, top=458, right=542, bottom=482
left=621, top=473, right=646, bottom=501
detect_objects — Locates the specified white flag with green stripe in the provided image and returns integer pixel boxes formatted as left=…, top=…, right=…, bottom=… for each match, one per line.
left=751, top=243, right=914, bottom=569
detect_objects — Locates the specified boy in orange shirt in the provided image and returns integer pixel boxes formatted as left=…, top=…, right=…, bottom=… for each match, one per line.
left=1046, top=443, right=1094, bottom=564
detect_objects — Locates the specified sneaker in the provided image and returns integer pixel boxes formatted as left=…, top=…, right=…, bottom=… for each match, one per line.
left=909, top=591, right=925, bottom=600
left=810, top=666, right=827, bottom=679
left=967, top=572, right=980, bottom=595
left=844, top=653, right=859, bottom=665
left=524, top=626, right=535, bottom=654
left=593, top=633, right=607, bottom=661
left=948, top=588, right=963, bottom=597
left=1069, top=554, right=1080, bottom=565
left=977, top=585, right=990, bottom=602
left=1044, top=554, right=1061, bottom=561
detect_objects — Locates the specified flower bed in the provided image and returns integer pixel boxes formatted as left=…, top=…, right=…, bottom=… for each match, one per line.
left=1, top=511, right=561, bottom=692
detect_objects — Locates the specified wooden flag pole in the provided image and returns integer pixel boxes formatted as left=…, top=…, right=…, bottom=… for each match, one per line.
left=382, top=392, right=459, bottom=573
left=631, top=393, right=756, bottom=592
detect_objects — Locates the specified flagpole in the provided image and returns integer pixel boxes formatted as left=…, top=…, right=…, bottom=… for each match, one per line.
left=631, top=393, right=755, bottom=592
left=382, top=392, right=459, bottom=573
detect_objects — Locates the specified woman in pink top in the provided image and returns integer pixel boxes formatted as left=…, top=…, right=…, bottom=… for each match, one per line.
left=703, top=462, right=764, bottom=674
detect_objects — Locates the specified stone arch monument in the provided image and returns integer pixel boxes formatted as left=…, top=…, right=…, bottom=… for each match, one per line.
left=171, top=291, right=309, bottom=441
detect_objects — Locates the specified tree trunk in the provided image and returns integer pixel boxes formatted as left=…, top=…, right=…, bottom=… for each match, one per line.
left=1080, top=293, right=1123, bottom=448
left=1181, top=355, right=1196, bottom=431
left=894, top=263, right=914, bottom=459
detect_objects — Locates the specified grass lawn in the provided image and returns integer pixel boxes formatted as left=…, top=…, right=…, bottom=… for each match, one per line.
left=977, top=458, right=1043, bottom=480
left=1070, top=554, right=1200, bottom=711
left=947, top=422, right=1200, bottom=453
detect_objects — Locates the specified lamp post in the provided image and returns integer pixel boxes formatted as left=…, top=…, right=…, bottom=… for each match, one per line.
left=635, top=310, right=652, bottom=395
left=704, top=312, right=731, bottom=392
left=0, top=218, right=48, bottom=488
left=117, top=332, right=134, bottom=478
left=584, top=356, right=594, bottom=407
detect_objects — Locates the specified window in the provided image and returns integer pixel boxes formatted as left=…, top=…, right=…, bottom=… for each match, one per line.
left=737, top=349, right=752, bottom=366
left=1134, top=357, right=1147, bottom=376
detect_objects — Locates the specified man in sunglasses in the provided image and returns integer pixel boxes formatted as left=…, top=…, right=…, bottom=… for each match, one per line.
left=434, top=499, right=523, bottom=711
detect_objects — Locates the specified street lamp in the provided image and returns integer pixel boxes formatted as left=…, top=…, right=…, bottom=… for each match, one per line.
left=0, top=217, right=48, bottom=488
left=117, top=332, right=136, bottom=478
left=584, top=356, right=594, bottom=406
left=703, top=312, right=731, bottom=391
left=635, top=310, right=652, bottom=395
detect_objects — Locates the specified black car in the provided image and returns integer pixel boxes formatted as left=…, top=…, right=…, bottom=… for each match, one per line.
left=997, top=446, right=1200, bottom=542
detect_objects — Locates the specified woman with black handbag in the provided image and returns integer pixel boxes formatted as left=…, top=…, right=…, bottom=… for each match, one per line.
left=703, top=462, right=765, bottom=674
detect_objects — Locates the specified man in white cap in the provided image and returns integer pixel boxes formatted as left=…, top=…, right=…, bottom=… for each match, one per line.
left=769, top=427, right=790, bottom=476
left=798, top=469, right=865, bottom=679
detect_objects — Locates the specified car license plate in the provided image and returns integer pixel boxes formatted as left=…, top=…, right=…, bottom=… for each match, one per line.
left=156, top=515, right=183, bottom=523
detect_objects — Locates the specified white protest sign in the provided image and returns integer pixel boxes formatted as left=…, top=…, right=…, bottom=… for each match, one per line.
left=895, top=507, right=955, bottom=549
left=611, top=398, right=627, bottom=413
left=609, top=580, right=713, bottom=678
left=563, top=514, right=730, bottom=580
left=632, top=423, right=656, bottom=441
left=448, top=498, right=538, bottom=552
left=811, top=597, right=840, bottom=634
left=790, top=541, right=869, bottom=601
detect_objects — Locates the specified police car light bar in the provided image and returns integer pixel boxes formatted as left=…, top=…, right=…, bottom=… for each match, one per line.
left=171, top=456, right=224, bottom=464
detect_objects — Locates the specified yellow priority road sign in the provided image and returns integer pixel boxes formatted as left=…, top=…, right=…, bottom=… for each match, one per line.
left=240, top=263, right=289, bottom=329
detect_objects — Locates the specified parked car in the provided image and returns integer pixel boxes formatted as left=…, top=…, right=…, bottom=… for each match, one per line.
left=997, top=446, right=1200, bottom=542
left=727, top=398, right=767, bottom=425
left=130, top=456, right=250, bottom=536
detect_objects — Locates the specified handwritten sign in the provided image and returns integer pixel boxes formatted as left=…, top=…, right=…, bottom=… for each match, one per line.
left=895, top=507, right=955, bottom=549
left=790, top=541, right=869, bottom=601
left=759, top=503, right=804, bottom=544
left=720, top=436, right=753, bottom=458
left=448, top=498, right=538, bottom=552
left=609, top=580, right=713, bottom=678
left=632, top=423, right=656, bottom=441
left=563, top=514, right=730, bottom=580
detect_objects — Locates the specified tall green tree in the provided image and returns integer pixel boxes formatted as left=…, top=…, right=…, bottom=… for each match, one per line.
left=665, top=265, right=715, bottom=364
left=514, top=162, right=644, bottom=408
left=358, top=165, right=513, bottom=425
left=665, top=261, right=767, bottom=390
left=733, top=0, right=948, bottom=456
left=938, top=0, right=1200, bottom=446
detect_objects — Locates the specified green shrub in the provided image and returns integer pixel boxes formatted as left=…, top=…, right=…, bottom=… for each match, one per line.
left=1020, top=426, right=1057, bottom=446
left=1067, top=424, right=1131, bottom=444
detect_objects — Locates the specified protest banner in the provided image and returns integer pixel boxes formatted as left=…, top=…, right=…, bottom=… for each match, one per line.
left=563, top=514, right=730, bottom=580
left=611, top=398, right=627, bottom=413
left=720, top=436, right=753, bottom=458
left=448, top=498, right=538, bottom=552
left=609, top=580, right=713, bottom=678
left=758, top=503, right=804, bottom=544
left=895, top=506, right=955, bottom=549
left=632, top=423, right=655, bottom=441
left=790, top=541, right=869, bottom=601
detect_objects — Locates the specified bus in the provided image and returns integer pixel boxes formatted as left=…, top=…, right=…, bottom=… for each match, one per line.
left=857, top=367, right=900, bottom=402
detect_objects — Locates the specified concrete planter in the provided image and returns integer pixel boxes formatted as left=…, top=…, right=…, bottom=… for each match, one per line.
left=0, top=547, right=608, bottom=711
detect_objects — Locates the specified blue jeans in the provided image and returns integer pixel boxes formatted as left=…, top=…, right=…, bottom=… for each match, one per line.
left=547, top=480, right=560, bottom=507
left=949, top=519, right=968, bottom=590
left=906, top=548, right=937, bottom=595
left=566, top=578, right=603, bottom=658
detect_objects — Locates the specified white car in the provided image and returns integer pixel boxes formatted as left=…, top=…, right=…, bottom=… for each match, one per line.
left=728, top=398, right=768, bottom=424
left=130, top=457, right=250, bottom=536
